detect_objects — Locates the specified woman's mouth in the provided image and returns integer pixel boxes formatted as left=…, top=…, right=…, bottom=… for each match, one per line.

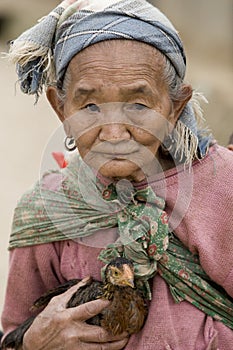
left=91, top=141, right=140, bottom=156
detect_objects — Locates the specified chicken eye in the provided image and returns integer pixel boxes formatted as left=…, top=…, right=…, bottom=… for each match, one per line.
left=84, top=104, right=100, bottom=113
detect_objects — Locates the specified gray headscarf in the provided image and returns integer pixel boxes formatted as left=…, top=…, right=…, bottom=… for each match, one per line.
left=8, top=0, right=212, bottom=163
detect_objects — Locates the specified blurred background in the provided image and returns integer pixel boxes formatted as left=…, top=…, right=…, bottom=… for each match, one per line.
left=0, top=0, right=232, bottom=329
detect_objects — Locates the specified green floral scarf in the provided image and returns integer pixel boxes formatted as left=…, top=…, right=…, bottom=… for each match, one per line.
left=9, top=154, right=233, bottom=329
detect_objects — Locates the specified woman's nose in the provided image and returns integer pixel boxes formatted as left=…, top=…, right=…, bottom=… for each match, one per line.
left=99, top=123, right=131, bottom=142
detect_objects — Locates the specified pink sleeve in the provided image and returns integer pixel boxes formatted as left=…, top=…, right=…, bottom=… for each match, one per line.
left=223, top=268, right=233, bottom=297
left=1, top=242, right=66, bottom=335
left=174, top=146, right=233, bottom=298
left=193, top=148, right=233, bottom=298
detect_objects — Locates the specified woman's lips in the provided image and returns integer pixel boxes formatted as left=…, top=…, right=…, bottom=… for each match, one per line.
left=92, top=141, right=140, bottom=155
left=94, top=151, right=138, bottom=160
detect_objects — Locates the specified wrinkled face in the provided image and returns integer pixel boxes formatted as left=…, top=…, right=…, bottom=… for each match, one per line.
left=47, top=40, right=190, bottom=181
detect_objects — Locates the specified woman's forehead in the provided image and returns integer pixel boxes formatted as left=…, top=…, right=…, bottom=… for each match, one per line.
left=70, top=40, right=163, bottom=65
left=67, top=40, right=165, bottom=87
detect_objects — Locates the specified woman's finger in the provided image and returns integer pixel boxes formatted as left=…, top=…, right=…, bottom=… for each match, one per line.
left=69, top=298, right=111, bottom=322
left=50, top=276, right=92, bottom=308
left=76, top=321, right=128, bottom=343
left=80, top=337, right=129, bottom=350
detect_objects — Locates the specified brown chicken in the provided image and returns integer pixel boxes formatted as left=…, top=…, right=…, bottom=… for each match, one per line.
left=1, top=257, right=148, bottom=349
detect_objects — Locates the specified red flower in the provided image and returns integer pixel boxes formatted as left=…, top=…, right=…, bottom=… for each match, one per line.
left=102, top=189, right=112, bottom=200
left=178, top=269, right=189, bottom=279
left=148, top=244, right=157, bottom=257
left=160, top=212, right=169, bottom=225
left=160, top=254, right=169, bottom=264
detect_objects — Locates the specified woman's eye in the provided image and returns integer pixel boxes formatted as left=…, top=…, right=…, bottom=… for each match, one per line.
left=134, top=103, right=148, bottom=110
left=84, top=104, right=100, bottom=112
left=125, top=103, right=148, bottom=111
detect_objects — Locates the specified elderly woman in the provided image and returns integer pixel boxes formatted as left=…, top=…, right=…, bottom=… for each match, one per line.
left=1, top=0, right=233, bottom=349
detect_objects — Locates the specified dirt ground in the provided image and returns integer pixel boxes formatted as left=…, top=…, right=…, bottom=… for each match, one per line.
left=0, top=0, right=232, bottom=330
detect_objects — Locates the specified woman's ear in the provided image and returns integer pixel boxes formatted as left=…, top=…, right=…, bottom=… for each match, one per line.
left=171, top=83, right=193, bottom=124
left=46, top=86, right=65, bottom=123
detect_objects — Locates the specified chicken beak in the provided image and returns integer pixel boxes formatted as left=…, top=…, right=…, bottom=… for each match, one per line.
left=121, top=264, right=135, bottom=288
left=125, top=278, right=135, bottom=288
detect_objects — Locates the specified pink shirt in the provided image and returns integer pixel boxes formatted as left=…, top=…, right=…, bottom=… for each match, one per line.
left=2, top=145, right=233, bottom=349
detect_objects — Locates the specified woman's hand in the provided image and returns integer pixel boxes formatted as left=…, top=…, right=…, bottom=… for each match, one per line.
left=23, top=278, right=129, bottom=350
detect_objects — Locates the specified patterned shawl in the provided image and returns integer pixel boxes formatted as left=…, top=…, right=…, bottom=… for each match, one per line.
left=9, top=154, right=233, bottom=328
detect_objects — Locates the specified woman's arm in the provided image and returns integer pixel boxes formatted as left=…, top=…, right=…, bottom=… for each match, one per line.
left=1, top=246, right=129, bottom=350
left=1, top=242, right=66, bottom=335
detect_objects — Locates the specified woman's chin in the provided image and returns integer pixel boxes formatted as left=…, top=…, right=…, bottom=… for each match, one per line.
left=98, top=159, right=146, bottom=182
